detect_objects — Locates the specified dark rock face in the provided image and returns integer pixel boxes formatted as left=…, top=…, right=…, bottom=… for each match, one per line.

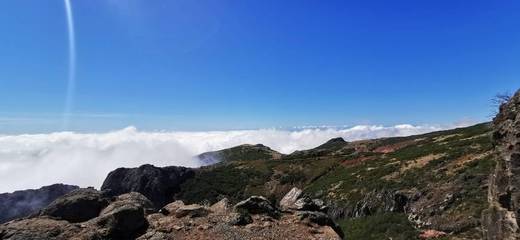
left=39, top=188, right=109, bottom=223
left=101, top=164, right=195, bottom=208
left=0, top=184, right=78, bottom=224
left=482, top=90, right=520, bottom=240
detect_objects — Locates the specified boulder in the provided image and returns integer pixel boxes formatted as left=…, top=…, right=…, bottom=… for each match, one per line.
left=39, top=188, right=109, bottom=223
left=0, top=217, right=81, bottom=240
left=210, top=198, right=230, bottom=214
left=115, top=192, right=155, bottom=214
left=279, top=187, right=302, bottom=210
left=174, top=204, right=209, bottom=218
left=101, top=164, right=195, bottom=208
left=234, top=196, right=279, bottom=217
left=92, top=195, right=148, bottom=239
left=158, top=200, right=185, bottom=215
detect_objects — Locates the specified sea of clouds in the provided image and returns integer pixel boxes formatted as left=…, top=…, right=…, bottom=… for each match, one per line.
left=0, top=124, right=468, bottom=192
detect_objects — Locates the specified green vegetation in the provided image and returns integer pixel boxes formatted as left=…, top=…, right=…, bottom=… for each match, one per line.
left=339, top=213, right=419, bottom=240
left=179, top=123, right=496, bottom=239
left=177, top=165, right=271, bottom=204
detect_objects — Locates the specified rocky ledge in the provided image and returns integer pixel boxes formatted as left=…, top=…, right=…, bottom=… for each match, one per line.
left=482, top=90, right=520, bottom=239
left=0, top=187, right=343, bottom=240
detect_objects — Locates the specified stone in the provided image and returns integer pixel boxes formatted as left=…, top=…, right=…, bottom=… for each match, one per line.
left=210, top=198, right=230, bottom=214
left=159, top=200, right=185, bottom=215
left=93, top=197, right=148, bottom=239
left=279, top=187, right=302, bottom=210
left=39, top=188, right=109, bottom=223
left=0, top=217, right=82, bottom=240
left=234, top=196, right=279, bottom=217
left=115, top=192, right=156, bottom=214
left=174, top=204, right=209, bottom=218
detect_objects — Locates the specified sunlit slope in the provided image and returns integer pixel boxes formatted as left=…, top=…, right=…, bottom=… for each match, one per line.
left=178, top=123, right=493, bottom=239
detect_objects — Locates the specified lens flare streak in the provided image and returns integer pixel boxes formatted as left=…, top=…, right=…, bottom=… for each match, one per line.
left=63, top=0, right=76, bottom=130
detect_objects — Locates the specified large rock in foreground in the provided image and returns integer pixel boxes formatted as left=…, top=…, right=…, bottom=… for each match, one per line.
left=0, top=191, right=152, bottom=240
left=0, top=184, right=78, bottom=224
left=40, top=188, right=109, bottom=223
left=101, top=164, right=195, bottom=208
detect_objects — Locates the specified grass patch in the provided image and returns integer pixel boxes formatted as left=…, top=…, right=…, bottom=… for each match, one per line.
left=339, top=213, right=419, bottom=240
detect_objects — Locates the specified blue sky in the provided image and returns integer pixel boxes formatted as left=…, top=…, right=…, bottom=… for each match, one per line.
left=0, top=0, right=519, bottom=133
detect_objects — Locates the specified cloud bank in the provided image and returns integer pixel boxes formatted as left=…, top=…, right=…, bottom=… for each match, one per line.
left=0, top=124, right=466, bottom=192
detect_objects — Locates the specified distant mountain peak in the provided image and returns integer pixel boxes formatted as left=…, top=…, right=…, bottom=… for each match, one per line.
left=197, top=143, right=283, bottom=165
left=325, top=137, right=346, bottom=143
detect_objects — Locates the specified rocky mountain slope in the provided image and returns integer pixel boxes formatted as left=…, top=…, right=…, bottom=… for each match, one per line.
left=176, top=122, right=494, bottom=239
left=0, top=184, right=78, bottom=224
left=2, top=89, right=520, bottom=239
left=482, top=90, right=520, bottom=239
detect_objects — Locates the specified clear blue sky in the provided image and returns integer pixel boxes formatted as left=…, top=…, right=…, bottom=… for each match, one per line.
left=0, top=0, right=519, bottom=133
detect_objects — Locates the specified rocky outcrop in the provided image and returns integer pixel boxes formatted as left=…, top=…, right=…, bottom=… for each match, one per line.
left=279, top=187, right=303, bottom=210
left=39, top=188, right=109, bottom=223
left=0, top=184, right=78, bottom=223
left=88, top=193, right=149, bottom=239
left=326, top=189, right=417, bottom=219
left=234, top=196, right=279, bottom=217
left=0, top=188, right=343, bottom=240
left=101, top=164, right=195, bottom=208
left=141, top=193, right=343, bottom=240
left=0, top=191, right=152, bottom=240
left=482, top=90, right=520, bottom=239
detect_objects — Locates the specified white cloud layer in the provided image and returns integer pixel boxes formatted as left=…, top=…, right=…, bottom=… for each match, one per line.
left=0, top=123, right=467, bottom=192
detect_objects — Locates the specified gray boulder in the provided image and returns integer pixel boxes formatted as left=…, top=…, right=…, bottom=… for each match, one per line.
left=92, top=193, right=149, bottom=239
left=279, top=187, right=302, bottom=210
left=39, top=188, right=109, bottom=223
left=174, top=204, right=209, bottom=218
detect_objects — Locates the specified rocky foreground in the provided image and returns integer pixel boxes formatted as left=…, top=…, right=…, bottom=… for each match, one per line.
left=0, top=187, right=343, bottom=240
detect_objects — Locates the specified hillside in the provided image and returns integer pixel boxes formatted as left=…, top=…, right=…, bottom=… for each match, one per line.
left=177, top=122, right=495, bottom=239
left=4, top=92, right=519, bottom=239
left=197, top=144, right=283, bottom=165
